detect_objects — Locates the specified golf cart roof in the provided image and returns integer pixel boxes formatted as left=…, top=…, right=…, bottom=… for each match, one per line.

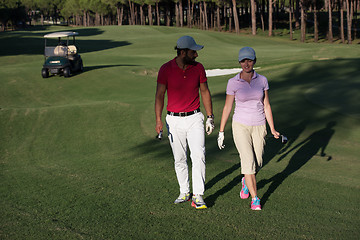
left=44, top=32, right=79, bottom=38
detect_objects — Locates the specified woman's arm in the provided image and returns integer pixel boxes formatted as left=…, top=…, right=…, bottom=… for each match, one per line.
left=219, top=94, right=235, bottom=132
left=264, top=90, right=280, bottom=138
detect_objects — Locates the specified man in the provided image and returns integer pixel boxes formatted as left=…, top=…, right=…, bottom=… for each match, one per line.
left=155, top=36, right=214, bottom=209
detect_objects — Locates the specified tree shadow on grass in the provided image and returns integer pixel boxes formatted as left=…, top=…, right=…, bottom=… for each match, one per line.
left=84, top=64, right=140, bottom=73
left=0, top=28, right=131, bottom=56
left=258, top=121, right=336, bottom=207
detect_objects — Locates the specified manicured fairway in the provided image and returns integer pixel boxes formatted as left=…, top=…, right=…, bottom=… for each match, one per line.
left=1, top=25, right=359, bottom=239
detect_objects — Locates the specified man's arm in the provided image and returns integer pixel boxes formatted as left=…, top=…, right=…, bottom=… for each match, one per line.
left=200, top=82, right=215, bottom=135
left=155, top=83, right=166, bottom=134
left=200, top=82, right=213, bottom=117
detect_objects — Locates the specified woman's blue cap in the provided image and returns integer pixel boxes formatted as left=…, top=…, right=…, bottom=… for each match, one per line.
left=238, top=47, right=256, bottom=61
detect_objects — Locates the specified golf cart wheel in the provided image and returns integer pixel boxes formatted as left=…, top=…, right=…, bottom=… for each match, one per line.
left=63, top=67, right=71, bottom=78
left=41, top=68, right=49, bottom=78
left=80, top=61, right=84, bottom=72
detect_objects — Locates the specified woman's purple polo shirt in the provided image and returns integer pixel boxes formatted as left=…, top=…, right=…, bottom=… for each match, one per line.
left=226, top=71, right=269, bottom=126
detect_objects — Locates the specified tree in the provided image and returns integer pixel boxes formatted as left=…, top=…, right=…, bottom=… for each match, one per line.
left=289, top=0, right=293, bottom=40
left=250, top=0, right=256, bottom=35
left=104, top=0, right=126, bottom=26
left=129, top=0, right=136, bottom=25
left=340, top=0, right=345, bottom=43
left=203, top=1, right=208, bottom=30
left=61, top=0, right=82, bottom=25
left=313, top=0, right=319, bottom=42
left=269, top=0, right=273, bottom=36
left=346, top=0, right=353, bottom=44
left=155, top=0, right=160, bottom=26
left=300, top=0, right=306, bottom=42
left=232, top=0, right=239, bottom=34
left=34, top=0, right=53, bottom=25
left=328, top=0, right=333, bottom=42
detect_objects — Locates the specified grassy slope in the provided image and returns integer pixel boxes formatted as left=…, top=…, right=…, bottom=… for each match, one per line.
left=0, top=25, right=359, bottom=239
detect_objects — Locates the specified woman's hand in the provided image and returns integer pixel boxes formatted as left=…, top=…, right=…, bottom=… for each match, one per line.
left=271, top=129, right=280, bottom=139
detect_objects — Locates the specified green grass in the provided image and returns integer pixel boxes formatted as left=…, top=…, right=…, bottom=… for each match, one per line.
left=1, top=25, right=360, bottom=239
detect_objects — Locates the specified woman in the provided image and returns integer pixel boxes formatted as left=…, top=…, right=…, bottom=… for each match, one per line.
left=217, top=47, right=279, bottom=210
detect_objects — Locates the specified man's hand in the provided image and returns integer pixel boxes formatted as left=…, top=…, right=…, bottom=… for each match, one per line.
left=206, top=117, right=214, bottom=135
left=217, top=132, right=225, bottom=149
left=155, top=120, right=163, bottom=134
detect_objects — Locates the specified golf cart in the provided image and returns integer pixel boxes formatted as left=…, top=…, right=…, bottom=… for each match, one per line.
left=42, top=31, right=83, bottom=78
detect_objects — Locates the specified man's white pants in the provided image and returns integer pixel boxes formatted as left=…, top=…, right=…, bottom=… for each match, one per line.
left=166, top=112, right=206, bottom=195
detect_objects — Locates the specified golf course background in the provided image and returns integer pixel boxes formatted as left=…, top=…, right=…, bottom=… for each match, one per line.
left=1, top=26, right=359, bottom=239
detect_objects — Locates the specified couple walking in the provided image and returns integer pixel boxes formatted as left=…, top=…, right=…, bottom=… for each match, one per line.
left=154, top=36, right=280, bottom=210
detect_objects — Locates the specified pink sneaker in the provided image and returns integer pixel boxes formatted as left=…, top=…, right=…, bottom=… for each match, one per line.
left=251, top=196, right=261, bottom=210
left=240, top=177, right=249, bottom=199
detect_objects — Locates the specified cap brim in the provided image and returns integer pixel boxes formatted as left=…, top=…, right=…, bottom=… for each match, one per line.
left=190, top=44, right=204, bottom=51
left=238, top=56, right=255, bottom=62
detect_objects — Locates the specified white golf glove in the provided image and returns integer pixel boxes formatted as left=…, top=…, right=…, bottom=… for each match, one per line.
left=206, top=117, right=215, bottom=135
left=217, top=132, right=225, bottom=149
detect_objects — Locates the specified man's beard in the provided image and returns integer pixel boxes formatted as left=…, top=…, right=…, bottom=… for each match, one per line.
left=183, top=55, right=196, bottom=65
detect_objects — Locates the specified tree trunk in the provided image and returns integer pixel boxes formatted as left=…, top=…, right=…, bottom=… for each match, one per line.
left=328, top=0, right=333, bottom=42
left=251, top=0, right=256, bottom=35
left=340, top=0, right=345, bottom=43
left=289, top=0, right=293, bottom=40
left=191, top=1, right=195, bottom=28
left=295, top=0, right=300, bottom=29
left=269, top=0, right=273, bottom=36
left=95, top=12, right=100, bottom=26
left=300, top=0, right=306, bottom=42
left=129, top=1, right=135, bottom=25
left=260, top=0, right=265, bottom=32
left=346, top=0, right=352, bottom=43
left=166, top=5, right=171, bottom=26
left=0, top=21, right=5, bottom=31
left=229, top=5, right=233, bottom=32
left=353, top=0, right=357, bottom=40
left=88, top=12, right=91, bottom=26
left=314, top=1, right=318, bottom=42
left=188, top=0, right=192, bottom=27
left=140, top=4, right=145, bottom=25
left=175, top=2, right=180, bottom=27
left=179, top=0, right=183, bottom=27
left=210, top=5, right=215, bottom=29
left=148, top=4, right=153, bottom=25
left=83, top=10, right=87, bottom=26
left=75, top=14, right=80, bottom=26
left=204, top=1, right=209, bottom=30
left=223, top=5, right=227, bottom=31
left=217, top=5, right=221, bottom=31
left=199, top=2, right=205, bottom=30
left=156, top=2, right=160, bottom=26
left=232, top=0, right=240, bottom=34
left=120, top=5, right=124, bottom=26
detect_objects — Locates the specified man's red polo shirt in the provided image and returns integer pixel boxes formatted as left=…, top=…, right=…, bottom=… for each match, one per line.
left=157, top=58, right=207, bottom=113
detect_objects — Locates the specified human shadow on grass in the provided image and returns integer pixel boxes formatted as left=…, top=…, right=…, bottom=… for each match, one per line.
left=263, top=120, right=309, bottom=167
left=205, top=163, right=241, bottom=207
left=203, top=120, right=308, bottom=208
left=258, top=121, right=336, bottom=207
